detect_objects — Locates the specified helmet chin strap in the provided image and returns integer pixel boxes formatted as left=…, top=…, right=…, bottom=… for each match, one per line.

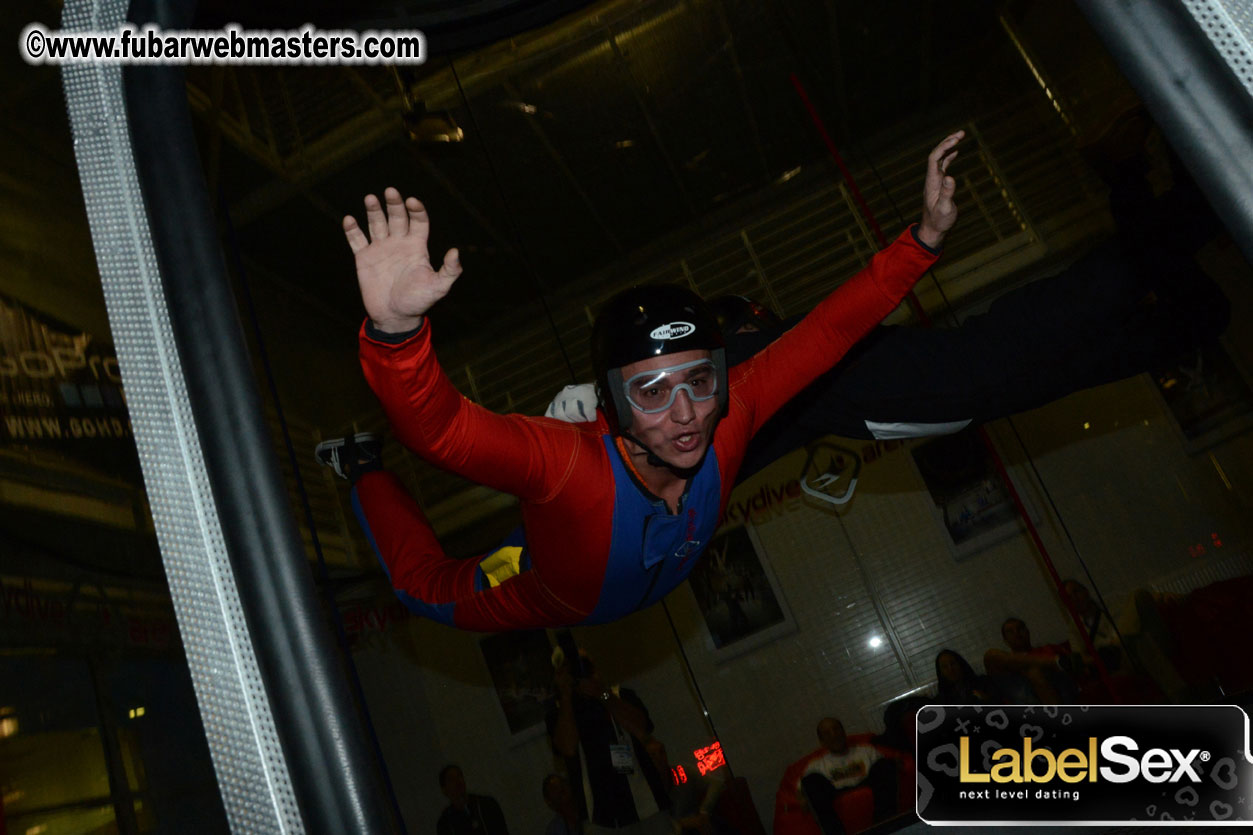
left=619, top=429, right=702, bottom=476
left=621, top=430, right=669, bottom=468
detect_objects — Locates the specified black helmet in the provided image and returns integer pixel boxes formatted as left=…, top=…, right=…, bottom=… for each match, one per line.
left=708, top=294, right=782, bottom=339
left=591, top=284, right=727, bottom=434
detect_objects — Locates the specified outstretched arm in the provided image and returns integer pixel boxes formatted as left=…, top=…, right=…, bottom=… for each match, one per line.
left=343, top=187, right=462, bottom=333
left=727, top=132, right=963, bottom=439
left=349, top=193, right=590, bottom=506
left=541, top=133, right=962, bottom=428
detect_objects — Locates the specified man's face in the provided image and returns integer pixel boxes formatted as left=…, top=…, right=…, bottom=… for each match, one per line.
left=441, top=767, right=467, bottom=805
left=618, top=349, right=721, bottom=470
left=1002, top=619, right=1031, bottom=652
left=817, top=718, right=847, bottom=754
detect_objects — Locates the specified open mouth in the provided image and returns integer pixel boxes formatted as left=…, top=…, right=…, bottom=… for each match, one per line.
left=672, top=433, right=701, bottom=453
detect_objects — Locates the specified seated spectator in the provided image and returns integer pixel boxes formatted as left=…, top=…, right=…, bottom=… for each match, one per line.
left=543, top=774, right=582, bottom=835
left=1061, top=581, right=1129, bottom=672
left=436, top=764, right=510, bottom=835
left=799, top=718, right=897, bottom=835
left=983, top=617, right=1079, bottom=703
left=871, top=695, right=929, bottom=756
left=1062, top=579, right=1184, bottom=701
left=935, top=649, right=1032, bottom=703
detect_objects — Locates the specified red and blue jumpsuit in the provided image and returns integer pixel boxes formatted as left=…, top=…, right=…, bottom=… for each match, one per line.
left=354, top=227, right=938, bottom=631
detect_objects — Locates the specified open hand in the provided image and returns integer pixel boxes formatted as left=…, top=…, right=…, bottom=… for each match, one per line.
left=343, top=187, right=462, bottom=333
left=916, top=130, right=963, bottom=249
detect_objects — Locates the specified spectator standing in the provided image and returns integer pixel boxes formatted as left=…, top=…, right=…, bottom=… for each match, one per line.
left=546, top=649, right=671, bottom=835
left=436, top=764, right=510, bottom=835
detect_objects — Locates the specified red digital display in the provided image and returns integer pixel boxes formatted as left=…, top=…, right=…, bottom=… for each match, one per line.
left=693, top=741, right=726, bottom=776
left=1192, top=533, right=1224, bottom=557
left=671, top=765, right=687, bottom=785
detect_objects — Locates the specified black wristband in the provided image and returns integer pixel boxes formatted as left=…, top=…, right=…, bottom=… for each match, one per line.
left=364, top=317, right=424, bottom=345
left=910, top=224, right=942, bottom=256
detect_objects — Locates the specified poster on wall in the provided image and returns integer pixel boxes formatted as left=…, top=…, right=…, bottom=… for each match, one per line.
left=909, top=427, right=1032, bottom=560
left=1152, top=341, right=1253, bottom=454
left=0, top=292, right=139, bottom=480
left=479, top=630, right=553, bottom=741
left=687, top=523, right=795, bottom=660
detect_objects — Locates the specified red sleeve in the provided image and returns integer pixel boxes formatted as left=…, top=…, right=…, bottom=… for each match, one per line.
left=358, top=320, right=589, bottom=503
left=726, top=226, right=937, bottom=439
left=359, top=321, right=617, bottom=620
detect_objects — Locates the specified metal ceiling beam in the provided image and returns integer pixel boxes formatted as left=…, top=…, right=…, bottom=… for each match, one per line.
left=217, top=66, right=492, bottom=228
left=606, top=26, right=699, bottom=219
left=821, top=0, right=853, bottom=143
left=344, top=64, right=521, bottom=260
left=501, top=79, right=623, bottom=253
left=710, top=0, right=771, bottom=182
left=184, top=69, right=367, bottom=227
left=185, top=76, right=286, bottom=171
left=208, top=1, right=651, bottom=228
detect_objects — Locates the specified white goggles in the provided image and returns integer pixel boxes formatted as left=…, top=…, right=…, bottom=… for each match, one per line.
left=622, top=358, right=719, bottom=414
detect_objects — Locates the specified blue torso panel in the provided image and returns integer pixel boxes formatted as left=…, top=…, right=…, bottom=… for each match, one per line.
left=581, top=435, right=724, bottom=624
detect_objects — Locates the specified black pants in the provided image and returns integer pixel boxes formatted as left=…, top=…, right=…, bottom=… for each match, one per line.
left=731, top=211, right=1229, bottom=480
left=800, top=758, right=898, bottom=835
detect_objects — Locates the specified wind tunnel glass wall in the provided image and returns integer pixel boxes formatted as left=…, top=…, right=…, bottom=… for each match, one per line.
left=30, top=0, right=1251, bottom=831
left=196, top=0, right=1253, bottom=828
left=185, top=0, right=1253, bottom=827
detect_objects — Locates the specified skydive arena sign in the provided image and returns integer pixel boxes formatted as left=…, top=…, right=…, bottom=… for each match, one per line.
left=917, top=704, right=1253, bottom=824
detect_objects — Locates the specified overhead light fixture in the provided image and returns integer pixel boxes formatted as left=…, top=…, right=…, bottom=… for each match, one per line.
left=403, top=105, right=464, bottom=144
left=775, top=166, right=802, bottom=184
left=391, top=66, right=465, bottom=146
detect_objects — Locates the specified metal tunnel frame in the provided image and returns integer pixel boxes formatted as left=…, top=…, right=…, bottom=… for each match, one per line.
left=1079, top=0, right=1253, bottom=266
left=61, top=0, right=402, bottom=831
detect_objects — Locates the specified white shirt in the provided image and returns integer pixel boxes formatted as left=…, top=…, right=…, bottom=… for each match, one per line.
left=800, top=745, right=882, bottom=790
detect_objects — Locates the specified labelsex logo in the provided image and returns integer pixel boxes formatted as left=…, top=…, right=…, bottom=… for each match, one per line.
left=960, top=736, right=1207, bottom=784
